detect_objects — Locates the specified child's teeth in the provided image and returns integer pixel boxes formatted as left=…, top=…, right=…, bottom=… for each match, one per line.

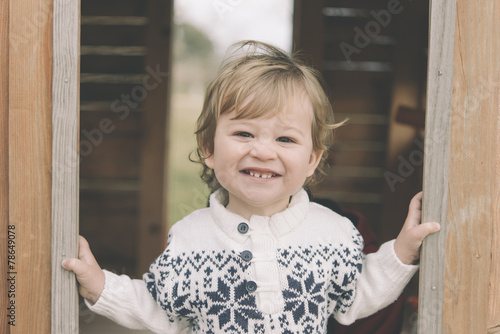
left=248, top=171, right=273, bottom=178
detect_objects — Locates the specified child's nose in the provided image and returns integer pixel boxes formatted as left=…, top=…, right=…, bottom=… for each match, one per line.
left=249, top=140, right=277, bottom=160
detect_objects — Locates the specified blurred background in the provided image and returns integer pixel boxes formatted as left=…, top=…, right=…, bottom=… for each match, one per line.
left=79, top=0, right=428, bottom=332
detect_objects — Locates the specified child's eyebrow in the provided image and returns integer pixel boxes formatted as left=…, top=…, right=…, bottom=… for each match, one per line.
left=227, top=117, right=309, bottom=137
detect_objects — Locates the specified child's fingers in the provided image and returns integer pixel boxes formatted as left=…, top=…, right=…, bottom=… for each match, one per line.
left=403, top=192, right=423, bottom=229
left=411, top=221, right=441, bottom=241
left=61, top=236, right=100, bottom=274
left=77, top=236, right=100, bottom=266
left=61, top=258, right=88, bottom=275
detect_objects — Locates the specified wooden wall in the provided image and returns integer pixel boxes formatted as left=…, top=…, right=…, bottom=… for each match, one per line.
left=1, top=0, right=53, bottom=332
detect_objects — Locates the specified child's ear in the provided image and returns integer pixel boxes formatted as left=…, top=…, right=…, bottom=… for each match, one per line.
left=201, top=146, right=214, bottom=169
left=306, top=150, right=323, bottom=177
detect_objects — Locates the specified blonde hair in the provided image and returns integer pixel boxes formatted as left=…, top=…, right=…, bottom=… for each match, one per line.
left=194, top=40, right=345, bottom=193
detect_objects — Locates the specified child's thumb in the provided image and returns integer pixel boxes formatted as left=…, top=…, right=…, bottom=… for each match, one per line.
left=61, top=258, right=88, bottom=276
left=415, top=222, right=441, bottom=241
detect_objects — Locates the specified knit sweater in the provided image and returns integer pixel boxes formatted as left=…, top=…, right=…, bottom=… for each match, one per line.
left=88, top=188, right=418, bottom=334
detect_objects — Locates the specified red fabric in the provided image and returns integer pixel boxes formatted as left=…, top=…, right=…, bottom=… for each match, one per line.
left=328, top=209, right=405, bottom=334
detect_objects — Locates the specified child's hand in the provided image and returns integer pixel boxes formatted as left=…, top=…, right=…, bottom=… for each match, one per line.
left=61, top=236, right=105, bottom=304
left=394, top=192, right=441, bottom=265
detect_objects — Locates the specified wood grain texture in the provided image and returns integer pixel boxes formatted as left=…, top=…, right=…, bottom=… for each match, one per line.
left=8, top=0, right=53, bottom=332
left=0, top=0, right=10, bottom=332
left=442, top=0, right=500, bottom=332
left=51, top=0, right=80, bottom=333
left=418, top=0, right=457, bottom=333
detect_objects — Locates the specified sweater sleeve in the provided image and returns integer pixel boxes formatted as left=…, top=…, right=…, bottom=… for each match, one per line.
left=86, top=228, right=191, bottom=333
left=86, top=270, right=190, bottom=333
left=333, top=239, right=418, bottom=325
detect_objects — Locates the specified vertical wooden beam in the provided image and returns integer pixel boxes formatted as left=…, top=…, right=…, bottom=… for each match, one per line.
left=442, top=0, right=500, bottom=332
left=418, top=0, right=457, bottom=333
left=0, top=0, right=10, bottom=331
left=8, top=0, right=53, bottom=332
left=490, top=93, right=500, bottom=332
left=137, top=0, right=173, bottom=275
left=51, top=0, right=80, bottom=333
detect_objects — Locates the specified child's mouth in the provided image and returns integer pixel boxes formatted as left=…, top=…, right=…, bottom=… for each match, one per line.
left=241, top=169, right=280, bottom=179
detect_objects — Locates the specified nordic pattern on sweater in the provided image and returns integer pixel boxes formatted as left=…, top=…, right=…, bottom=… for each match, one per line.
left=143, top=201, right=364, bottom=333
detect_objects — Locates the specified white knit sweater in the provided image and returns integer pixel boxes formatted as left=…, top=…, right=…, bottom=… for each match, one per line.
left=88, top=188, right=418, bottom=333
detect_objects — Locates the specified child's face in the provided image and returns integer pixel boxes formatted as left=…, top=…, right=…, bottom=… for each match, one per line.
left=204, top=93, right=323, bottom=219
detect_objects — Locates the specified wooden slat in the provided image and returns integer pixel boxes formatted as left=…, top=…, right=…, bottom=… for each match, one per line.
left=0, top=0, right=10, bottom=331
left=81, top=55, right=145, bottom=74
left=442, top=0, right=499, bottom=332
left=418, top=0, right=457, bottom=333
left=81, top=25, right=147, bottom=46
left=80, top=179, right=140, bottom=192
left=491, top=93, right=500, bottom=332
left=335, top=123, right=387, bottom=141
left=81, top=16, right=149, bottom=26
left=80, top=73, right=144, bottom=84
left=51, top=0, right=80, bottom=332
left=8, top=0, right=53, bottom=332
left=80, top=46, right=147, bottom=56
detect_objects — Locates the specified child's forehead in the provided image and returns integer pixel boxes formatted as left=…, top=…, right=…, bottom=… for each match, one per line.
left=227, top=88, right=313, bottom=120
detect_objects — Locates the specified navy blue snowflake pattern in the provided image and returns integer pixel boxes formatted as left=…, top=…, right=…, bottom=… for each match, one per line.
left=205, top=278, right=263, bottom=332
left=277, top=234, right=363, bottom=331
left=143, top=231, right=363, bottom=333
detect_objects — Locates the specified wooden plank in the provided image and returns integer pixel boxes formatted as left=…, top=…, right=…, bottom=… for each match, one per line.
left=418, top=0, right=457, bottom=333
left=136, top=0, right=173, bottom=275
left=8, top=0, right=53, bottom=332
left=0, top=0, right=10, bottom=331
left=51, top=0, right=80, bottom=333
left=442, top=0, right=499, bottom=332
left=490, top=92, right=500, bottom=332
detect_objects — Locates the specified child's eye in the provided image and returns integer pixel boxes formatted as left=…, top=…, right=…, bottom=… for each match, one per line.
left=277, top=137, right=295, bottom=143
left=235, top=131, right=253, bottom=138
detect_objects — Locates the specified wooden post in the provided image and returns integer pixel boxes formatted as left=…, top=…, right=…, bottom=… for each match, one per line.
left=418, top=0, right=457, bottom=332
left=0, top=0, right=10, bottom=331
left=6, top=0, right=53, bottom=332
left=51, top=0, right=80, bottom=333
left=420, top=0, right=500, bottom=333
left=442, top=0, right=499, bottom=332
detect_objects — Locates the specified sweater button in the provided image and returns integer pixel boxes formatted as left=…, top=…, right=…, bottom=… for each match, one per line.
left=237, top=222, right=249, bottom=234
left=246, top=280, right=257, bottom=293
left=239, top=250, right=253, bottom=262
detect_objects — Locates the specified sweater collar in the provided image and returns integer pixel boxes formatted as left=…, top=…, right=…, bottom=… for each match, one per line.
left=209, top=188, right=310, bottom=243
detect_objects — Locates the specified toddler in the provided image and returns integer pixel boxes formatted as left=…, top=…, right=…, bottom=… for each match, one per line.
left=63, top=40, right=440, bottom=334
